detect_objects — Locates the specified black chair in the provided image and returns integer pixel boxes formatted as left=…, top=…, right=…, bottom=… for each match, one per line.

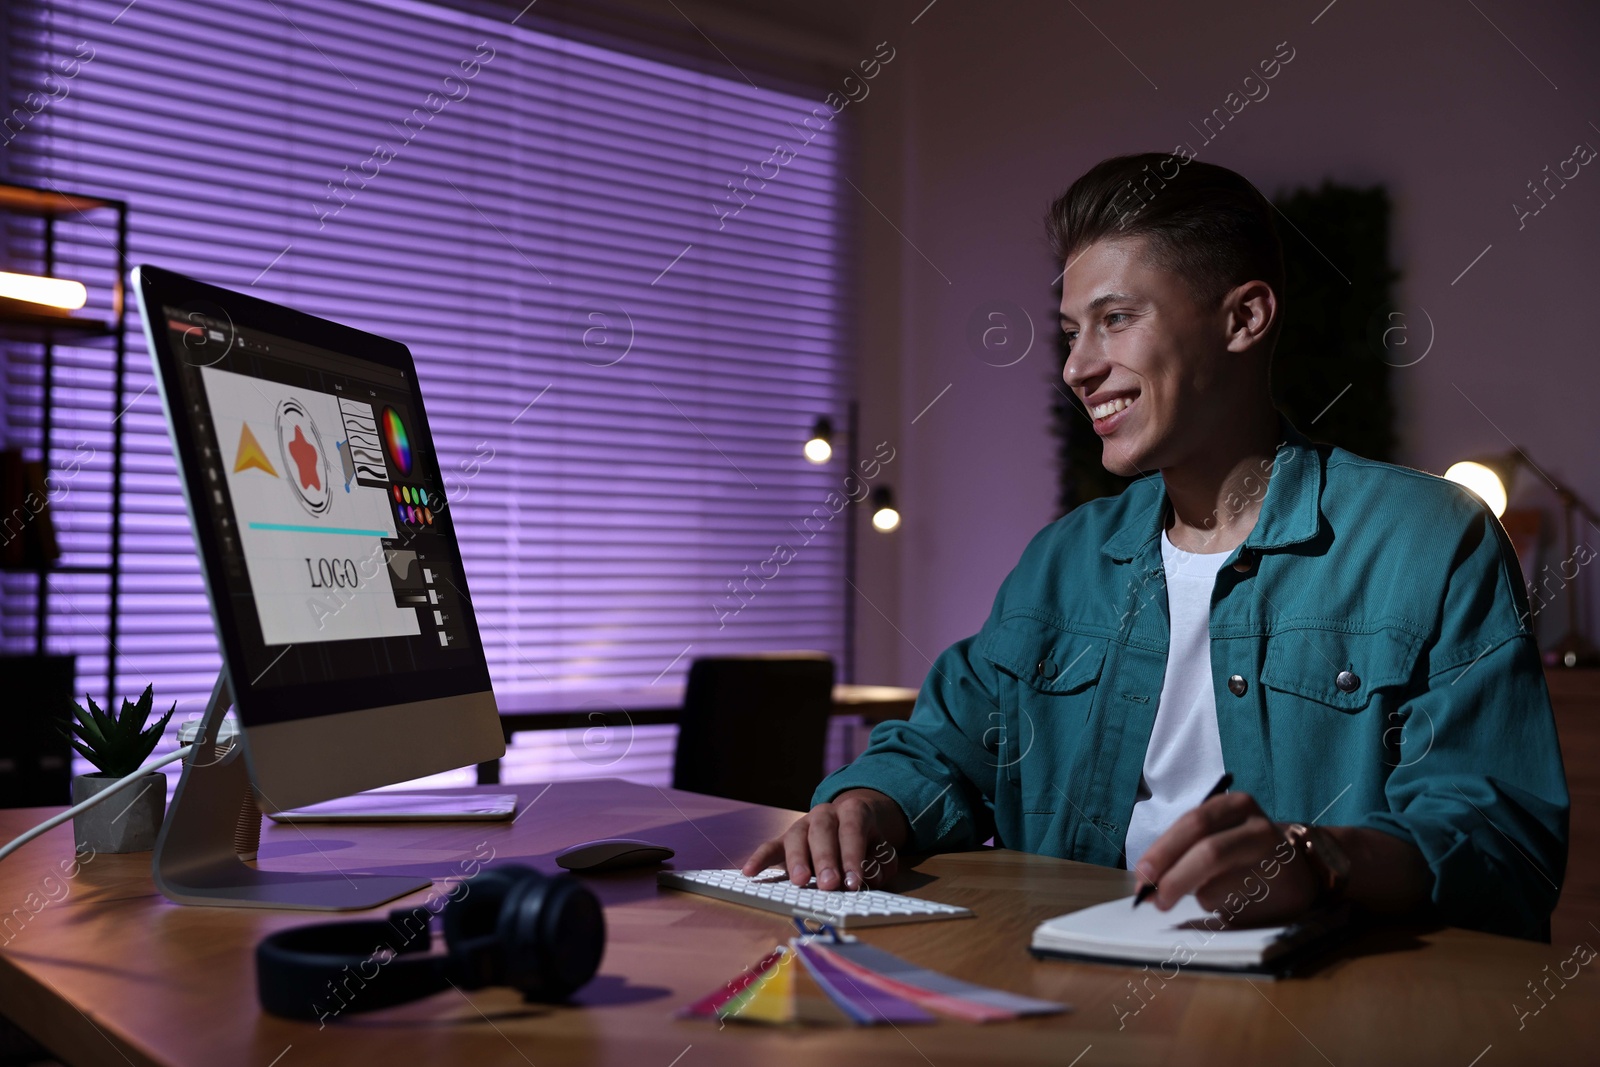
left=0, top=654, right=75, bottom=808
left=671, top=653, right=835, bottom=811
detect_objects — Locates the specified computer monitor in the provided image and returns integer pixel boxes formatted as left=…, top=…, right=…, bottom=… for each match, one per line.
left=134, top=265, right=505, bottom=908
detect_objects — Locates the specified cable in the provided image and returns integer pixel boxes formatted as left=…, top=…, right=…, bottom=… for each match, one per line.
left=0, top=745, right=192, bottom=863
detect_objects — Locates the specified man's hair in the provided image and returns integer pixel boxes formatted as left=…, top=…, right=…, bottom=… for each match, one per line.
left=1045, top=153, right=1285, bottom=330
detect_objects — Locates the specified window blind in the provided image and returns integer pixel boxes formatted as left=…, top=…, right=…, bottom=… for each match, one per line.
left=2, top=0, right=849, bottom=787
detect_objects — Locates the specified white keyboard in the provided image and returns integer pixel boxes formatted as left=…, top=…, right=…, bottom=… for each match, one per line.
left=657, top=868, right=974, bottom=927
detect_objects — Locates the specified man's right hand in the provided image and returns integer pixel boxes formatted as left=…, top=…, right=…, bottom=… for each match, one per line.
left=740, top=788, right=911, bottom=891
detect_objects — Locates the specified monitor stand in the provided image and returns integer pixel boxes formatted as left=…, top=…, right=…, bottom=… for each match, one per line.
left=152, top=676, right=432, bottom=910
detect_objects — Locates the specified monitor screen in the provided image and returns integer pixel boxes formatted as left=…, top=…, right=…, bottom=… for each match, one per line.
left=138, top=267, right=494, bottom=730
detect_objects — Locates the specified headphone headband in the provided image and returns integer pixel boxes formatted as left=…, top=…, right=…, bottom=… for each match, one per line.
left=257, top=907, right=450, bottom=1022
left=257, top=865, right=605, bottom=1022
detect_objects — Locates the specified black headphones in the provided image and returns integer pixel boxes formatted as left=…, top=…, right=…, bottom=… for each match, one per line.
left=257, top=864, right=605, bottom=1021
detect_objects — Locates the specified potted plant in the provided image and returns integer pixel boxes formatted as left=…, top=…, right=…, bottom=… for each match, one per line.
left=57, top=685, right=175, bottom=853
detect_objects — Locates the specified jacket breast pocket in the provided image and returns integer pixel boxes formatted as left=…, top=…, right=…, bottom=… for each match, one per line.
left=1260, top=625, right=1421, bottom=714
left=978, top=614, right=1108, bottom=810
left=1258, top=625, right=1424, bottom=810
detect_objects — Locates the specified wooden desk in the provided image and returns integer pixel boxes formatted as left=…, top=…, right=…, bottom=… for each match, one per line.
left=2, top=779, right=1595, bottom=1066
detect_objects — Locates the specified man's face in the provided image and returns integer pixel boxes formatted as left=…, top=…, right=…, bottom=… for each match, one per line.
left=1058, top=236, right=1241, bottom=478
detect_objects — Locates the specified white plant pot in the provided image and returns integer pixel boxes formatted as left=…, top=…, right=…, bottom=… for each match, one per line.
left=70, top=772, right=166, bottom=854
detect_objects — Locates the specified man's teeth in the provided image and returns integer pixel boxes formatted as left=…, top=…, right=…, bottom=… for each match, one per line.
left=1090, top=396, right=1134, bottom=420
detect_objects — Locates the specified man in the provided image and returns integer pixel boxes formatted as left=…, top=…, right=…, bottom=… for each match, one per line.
left=742, top=153, right=1569, bottom=940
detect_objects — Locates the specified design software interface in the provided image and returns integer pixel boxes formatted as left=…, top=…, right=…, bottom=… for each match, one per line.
left=164, top=307, right=479, bottom=705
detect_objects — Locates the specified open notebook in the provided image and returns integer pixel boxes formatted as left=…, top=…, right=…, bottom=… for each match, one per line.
left=1030, top=893, right=1350, bottom=977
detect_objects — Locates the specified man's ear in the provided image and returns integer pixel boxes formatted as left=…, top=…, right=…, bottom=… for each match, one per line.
left=1222, top=279, right=1276, bottom=353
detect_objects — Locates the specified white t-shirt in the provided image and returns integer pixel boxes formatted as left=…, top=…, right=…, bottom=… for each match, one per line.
left=1123, top=530, right=1231, bottom=872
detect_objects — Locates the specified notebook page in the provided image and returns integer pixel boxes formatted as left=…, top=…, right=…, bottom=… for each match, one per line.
left=1032, top=894, right=1289, bottom=965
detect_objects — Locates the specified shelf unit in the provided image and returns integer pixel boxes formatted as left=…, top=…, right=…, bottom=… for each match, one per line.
left=0, top=180, right=129, bottom=701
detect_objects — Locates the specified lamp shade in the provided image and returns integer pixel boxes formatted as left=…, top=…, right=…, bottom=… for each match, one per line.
left=804, top=417, right=833, bottom=465
left=870, top=486, right=900, bottom=532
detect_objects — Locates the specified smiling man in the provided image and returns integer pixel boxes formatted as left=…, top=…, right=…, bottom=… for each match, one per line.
left=742, top=153, right=1570, bottom=940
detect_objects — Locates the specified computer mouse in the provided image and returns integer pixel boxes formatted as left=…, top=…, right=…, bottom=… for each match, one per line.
left=555, top=838, right=676, bottom=872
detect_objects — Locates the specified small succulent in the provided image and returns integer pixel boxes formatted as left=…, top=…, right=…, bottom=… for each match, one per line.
left=57, top=684, right=176, bottom=778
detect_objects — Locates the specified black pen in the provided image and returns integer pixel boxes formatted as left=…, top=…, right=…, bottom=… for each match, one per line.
left=1133, top=771, right=1234, bottom=908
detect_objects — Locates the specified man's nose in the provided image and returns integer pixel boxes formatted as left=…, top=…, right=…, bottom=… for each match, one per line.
left=1063, top=342, right=1105, bottom=391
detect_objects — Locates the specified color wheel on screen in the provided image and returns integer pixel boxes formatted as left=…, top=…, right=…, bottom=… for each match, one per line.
left=382, top=406, right=412, bottom=475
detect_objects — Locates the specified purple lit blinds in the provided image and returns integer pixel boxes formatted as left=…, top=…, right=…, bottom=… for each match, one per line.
left=1, top=0, right=848, bottom=784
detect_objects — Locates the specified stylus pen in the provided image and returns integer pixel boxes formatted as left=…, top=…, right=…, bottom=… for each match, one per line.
left=1132, top=771, right=1234, bottom=908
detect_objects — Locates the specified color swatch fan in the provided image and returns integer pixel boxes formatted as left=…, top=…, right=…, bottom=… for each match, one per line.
left=679, top=923, right=1066, bottom=1027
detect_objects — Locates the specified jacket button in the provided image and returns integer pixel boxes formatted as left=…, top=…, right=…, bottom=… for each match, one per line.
left=1036, top=659, right=1057, bottom=679
left=1232, top=549, right=1255, bottom=573
left=1227, top=674, right=1248, bottom=697
left=1335, top=670, right=1360, bottom=693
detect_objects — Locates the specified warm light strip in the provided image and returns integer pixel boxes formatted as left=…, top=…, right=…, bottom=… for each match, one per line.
left=0, top=270, right=88, bottom=310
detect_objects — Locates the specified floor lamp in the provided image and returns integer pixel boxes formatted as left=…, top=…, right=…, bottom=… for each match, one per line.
left=1446, top=450, right=1600, bottom=668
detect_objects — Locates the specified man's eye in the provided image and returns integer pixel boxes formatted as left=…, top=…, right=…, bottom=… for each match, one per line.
left=1106, top=312, right=1129, bottom=326
left=1062, top=330, right=1078, bottom=349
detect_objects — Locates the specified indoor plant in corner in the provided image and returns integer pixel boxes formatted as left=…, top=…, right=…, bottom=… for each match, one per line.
left=58, top=685, right=176, bottom=853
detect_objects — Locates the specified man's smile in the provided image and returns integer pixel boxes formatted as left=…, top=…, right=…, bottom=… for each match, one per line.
left=1087, top=391, right=1139, bottom=434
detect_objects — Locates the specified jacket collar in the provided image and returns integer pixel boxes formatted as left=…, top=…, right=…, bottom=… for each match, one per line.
left=1099, top=416, right=1324, bottom=562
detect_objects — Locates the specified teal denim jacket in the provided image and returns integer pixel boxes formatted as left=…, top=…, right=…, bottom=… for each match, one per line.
left=817, top=423, right=1569, bottom=940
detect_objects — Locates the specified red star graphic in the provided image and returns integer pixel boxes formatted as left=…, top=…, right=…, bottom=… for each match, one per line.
left=288, top=425, right=321, bottom=491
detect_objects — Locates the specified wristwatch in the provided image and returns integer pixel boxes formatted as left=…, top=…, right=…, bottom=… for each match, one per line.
left=1282, top=823, right=1350, bottom=905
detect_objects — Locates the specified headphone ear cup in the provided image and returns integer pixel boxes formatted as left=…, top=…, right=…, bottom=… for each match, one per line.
left=440, top=864, right=534, bottom=985
left=497, top=870, right=606, bottom=1002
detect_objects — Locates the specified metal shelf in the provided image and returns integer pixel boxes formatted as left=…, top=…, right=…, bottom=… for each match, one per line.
left=0, top=179, right=129, bottom=704
left=0, top=564, right=114, bottom=574
left=0, top=309, right=117, bottom=342
left=0, top=182, right=122, bottom=218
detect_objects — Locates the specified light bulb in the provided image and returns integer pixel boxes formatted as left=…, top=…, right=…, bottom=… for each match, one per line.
left=1444, top=460, right=1508, bottom=518
left=871, top=506, right=901, bottom=532
left=0, top=270, right=87, bottom=310
left=803, top=437, right=832, bottom=464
